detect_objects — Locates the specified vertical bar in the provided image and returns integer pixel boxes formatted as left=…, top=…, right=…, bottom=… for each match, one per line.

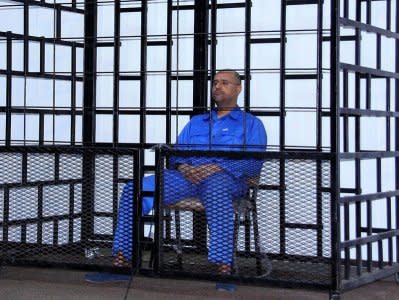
left=316, top=0, right=324, bottom=257
left=139, top=1, right=148, bottom=147
left=38, top=184, right=43, bottom=244
left=193, top=0, right=209, bottom=114
left=83, top=1, right=97, bottom=145
left=330, top=0, right=342, bottom=296
left=56, top=5, right=61, bottom=40
left=71, top=42, right=76, bottom=145
left=166, top=0, right=172, bottom=144
left=113, top=0, right=120, bottom=146
left=366, top=74, right=371, bottom=110
left=387, top=0, right=392, bottom=31
left=244, top=0, right=251, bottom=112
left=69, top=183, right=75, bottom=243
left=132, top=149, right=142, bottom=270
left=279, top=0, right=287, bottom=256
left=5, top=32, right=12, bottom=146
left=54, top=152, right=60, bottom=182
left=153, top=147, right=162, bottom=274
left=395, top=0, right=399, bottom=267
left=210, top=0, right=217, bottom=84
left=366, top=0, right=371, bottom=25
left=82, top=0, right=97, bottom=245
left=376, top=34, right=381, bottom=70
left=40, top=37, right=45, bottom=74
left=355, top=0, right=362, bottom=277
left=24, top=0, right=29, bottom=74
left=3, top=187, right=9, bottom=243
left=343, top=71, right=349, bottom=152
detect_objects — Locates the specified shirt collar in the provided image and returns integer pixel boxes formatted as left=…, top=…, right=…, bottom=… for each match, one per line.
left=202, top=106, right=242, bottom=120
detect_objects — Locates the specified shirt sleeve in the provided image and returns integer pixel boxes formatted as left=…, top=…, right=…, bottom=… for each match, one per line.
left=216, top=117, right=267, bottom=179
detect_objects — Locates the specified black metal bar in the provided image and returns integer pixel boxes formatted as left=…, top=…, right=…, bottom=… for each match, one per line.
left=5, top=32, right=12, bottom=146
left=40, top=37, right=45, bottom=74
left=376, top=34, right=381, bottom=69
left=193, top=0, right=209, bottom=114
left=395, top=0, right=399, bottom=267
left=3, top=187, right=9, bottom=243
left=341, top=229, right=399, bottom=248
left=56, top=5, right=61, bottom=40
left=165, top=0, right=172, bottom=145
left=11, top=0, right=84, bottom=13
left=354, top=0, right=362, bottom=277
left=23, top=0, right=29, bottom=74
left=315, top=0, right=324, bottom=258
left=139, top=1, right=148, bottom=147
left=82, top=0, right=97, bottom=249
left=244, top=0, right=251, bottom=112
left=113, top=0, right=120, bottom=146
left=340, top=17, right=399, bottom=39
left=330, top=0, right=341, bottom=295
left=279, top=0, right=287, bottom=257
left=71, top=42, right=77, bottom=145
left=68, top=183, right=75, bottom=243
left=366, top=74, right=371, bottom=110
left=37, top=184, right=43, bottom=244
left=340, top=190, right=399, bottom=204
left=210, top=0, right=216, bottom=88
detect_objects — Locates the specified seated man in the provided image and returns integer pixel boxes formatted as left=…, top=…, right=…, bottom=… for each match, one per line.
left=113, top=69, right=267, bottom=274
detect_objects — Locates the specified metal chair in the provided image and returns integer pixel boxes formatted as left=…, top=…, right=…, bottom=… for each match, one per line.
left=164, top=178, right=271, bottom=276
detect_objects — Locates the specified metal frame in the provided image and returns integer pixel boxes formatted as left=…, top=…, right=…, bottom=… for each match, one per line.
left=0, top=0, right=398, bottom=299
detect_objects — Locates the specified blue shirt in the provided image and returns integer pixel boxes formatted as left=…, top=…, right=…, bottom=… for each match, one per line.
left=173, top=107, right=267, bottom=180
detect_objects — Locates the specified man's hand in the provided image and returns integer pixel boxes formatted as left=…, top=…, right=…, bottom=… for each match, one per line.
left=177, top=164, right=222, bottom=184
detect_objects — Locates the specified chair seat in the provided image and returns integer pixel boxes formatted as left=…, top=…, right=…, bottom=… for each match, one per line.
left=167, top=197, right=254, bottom=214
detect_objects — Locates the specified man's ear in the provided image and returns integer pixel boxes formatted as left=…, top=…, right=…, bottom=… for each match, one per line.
left=236, top=84, right=242, bottom=95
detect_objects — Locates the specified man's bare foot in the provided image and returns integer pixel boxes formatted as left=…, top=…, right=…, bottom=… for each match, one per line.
left=113, top=251, right=129, bottom=267
left=218, top=263, right=231, bottom=275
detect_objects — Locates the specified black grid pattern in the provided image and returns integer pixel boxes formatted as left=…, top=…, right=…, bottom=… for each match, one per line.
left=0, top=147, right=138, bottom=270
left=155, top=149, right=333, bottom=286
left=0, top=1, right=397, bottom=299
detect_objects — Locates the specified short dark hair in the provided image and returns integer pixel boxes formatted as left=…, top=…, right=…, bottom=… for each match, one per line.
left=216, top=69, right=241, bottom=85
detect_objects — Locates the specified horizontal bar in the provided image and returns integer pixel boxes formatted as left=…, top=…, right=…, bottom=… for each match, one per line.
left=339, top=108, right=399, bottom=117
left=0, top=31, right=84, bottom=48
left=340, top=63, right=399, bottom=79
left=341, top=265, right=399, bottom=291
left=148, top=41, right=169, bottom=46
left=0, top=213, right=82, bottom=227
left=323, top=35, right=357, bottom=42
left=172, top=2, right=246, bottom=11
left=286, top=0, right=319, bottom=4
left=120, top=7, right=141, bottom=13
left=341, top=229, right=399, bottom=249
left=0, top=69, right=84, bottom=81
left=339, top=151, right=399, bottom=159
left=0, top=178, right=82, bottom=189
left=11, top=0, right=84, bottom=14
left=285, top=223, right=322, bottom=230
left=285, top=74, right=318, bottom=80
left=251, top=38, right=283, bottom=44
left=340, top=190, right=399, bottom=204
left=339, top=17, right=399, bottom=39
left=360, top=227, right=392, bottom=234
left=119, top=75, right=141, bottom=80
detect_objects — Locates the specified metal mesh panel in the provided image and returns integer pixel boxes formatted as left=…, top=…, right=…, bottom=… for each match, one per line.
left=158, top=150, right=332, bottom=286
left=0, top=147, right=137, bottom=270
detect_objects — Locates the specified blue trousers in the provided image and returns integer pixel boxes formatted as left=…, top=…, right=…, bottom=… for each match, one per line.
left=112, top=170, right=247, bottom=265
